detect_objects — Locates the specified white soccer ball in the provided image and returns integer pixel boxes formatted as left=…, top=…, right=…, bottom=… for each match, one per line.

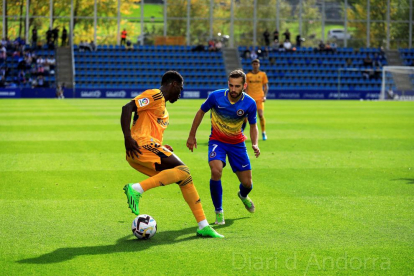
left=131, top=214, right=157, bottom=239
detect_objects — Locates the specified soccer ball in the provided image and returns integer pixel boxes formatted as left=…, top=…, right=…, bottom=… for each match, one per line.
left=131, top=214, right=157, bottom=239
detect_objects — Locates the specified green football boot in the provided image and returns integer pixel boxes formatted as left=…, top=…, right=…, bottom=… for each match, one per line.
left=215, top=211, right=225, bottom=225
left=197, top=225, right=224, bottom=238
left=238, top=191, right=255, bottom=213
left=123, top=183, right=141, bottom=215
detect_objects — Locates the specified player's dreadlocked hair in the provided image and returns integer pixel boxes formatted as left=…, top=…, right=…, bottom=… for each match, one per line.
left=161, top=71, right=184, bottom=85
left=228, top=69, right=246, bottom=84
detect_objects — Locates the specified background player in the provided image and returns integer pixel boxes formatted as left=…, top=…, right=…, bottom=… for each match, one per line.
left=121, top=71, right=223, bottom=238
left=246, top=59, right=269, bottom=140
left=186, top=69, right=260, bottom=225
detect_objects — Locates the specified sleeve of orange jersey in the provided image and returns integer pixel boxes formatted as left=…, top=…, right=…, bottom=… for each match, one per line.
left=134, top=90, right=159, bottom=111
left=262, top=72, right=269, bottom=85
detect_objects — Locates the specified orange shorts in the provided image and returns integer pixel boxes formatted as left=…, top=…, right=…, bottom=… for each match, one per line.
left=126, top=143, right=173, bottom=176
left=254, top=98, right=265, bottom=111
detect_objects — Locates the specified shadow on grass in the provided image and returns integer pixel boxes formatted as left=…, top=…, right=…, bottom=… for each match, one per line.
left=392, top=178, right=414, bottom=184
left=17, top=217, right=247, bottom=264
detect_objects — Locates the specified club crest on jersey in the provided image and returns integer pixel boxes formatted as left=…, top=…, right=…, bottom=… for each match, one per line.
left=236, top=109, right=245, bottom=116
left=138, top=98, right=150, bottom=107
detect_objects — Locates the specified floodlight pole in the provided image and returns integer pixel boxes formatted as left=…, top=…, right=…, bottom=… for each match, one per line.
left=26, top=0, right=29, bottom=42
left=321, top=0, right=325, bottom=41
left=2, top=0, right=5, bottom=38
left=230, top=0, right=234, bottom=48
left=187, top=0, right=190, bottom=46
left=253, top=0, right=257, bottom=47
left=209, top=0, right=213, bottom=40
left=50, top=0, right=53, bottom=29
left=141, top=0, right=144, bottom=46
left=117, top=0, right=121, bottom=45
left=94, top=0, right=97, bottom=45
left=163, top=0, right=167, bottom=37
left=367, top=0, right=370, bottom=47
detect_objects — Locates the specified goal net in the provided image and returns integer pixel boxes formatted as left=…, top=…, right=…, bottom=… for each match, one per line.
left=380, top=66, right=414, bottom=100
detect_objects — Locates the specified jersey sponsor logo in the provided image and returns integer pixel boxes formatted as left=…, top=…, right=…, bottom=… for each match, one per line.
left=157, top=118, right=169, bottom=127
left=138, top=98, right=150, bottom=107
left=237, top=109, right=245, bottom=116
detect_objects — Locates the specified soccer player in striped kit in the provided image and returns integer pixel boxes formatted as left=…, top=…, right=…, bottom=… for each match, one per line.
left=187, top=69, right=261, bottom=225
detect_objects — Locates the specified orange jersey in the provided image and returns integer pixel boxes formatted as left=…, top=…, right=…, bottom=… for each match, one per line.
left=246, top=71, right=268, bottom=99
left=130, top=89, right=169, bottom=146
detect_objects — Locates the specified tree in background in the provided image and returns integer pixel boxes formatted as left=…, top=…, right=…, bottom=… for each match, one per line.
left=348, top=0, right=411, bottom=48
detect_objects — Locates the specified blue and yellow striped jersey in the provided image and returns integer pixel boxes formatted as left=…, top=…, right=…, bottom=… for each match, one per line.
left=201, top=89, right=257, bottom=144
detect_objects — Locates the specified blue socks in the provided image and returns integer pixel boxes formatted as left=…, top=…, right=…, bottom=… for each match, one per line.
left=239, top=183, right=253, bottom=198
left=210, top=179, right=223, bottom=212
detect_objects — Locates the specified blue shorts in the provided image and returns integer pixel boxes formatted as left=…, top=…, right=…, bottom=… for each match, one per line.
left=208, top=140, right=251, bottom=172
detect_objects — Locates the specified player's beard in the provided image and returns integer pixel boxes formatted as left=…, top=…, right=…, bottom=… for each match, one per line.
left=229, top=90, right=242, bottom=99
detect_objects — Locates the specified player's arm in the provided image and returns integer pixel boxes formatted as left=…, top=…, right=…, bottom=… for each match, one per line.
left=250, top=123, right=260, bottom=158
left=121, top=101, right=142, bottom=159
left=263, top=83, right=269, bottom=102
left=187, top=109, right=206, bottom=152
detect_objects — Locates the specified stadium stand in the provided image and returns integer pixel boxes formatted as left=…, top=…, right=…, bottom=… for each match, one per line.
left=1, top=41, right=56, bottom=89
left=240, top=46, right=387, bottom=91
left=74, top=45, right=227, bottom=90
left=73, top=44, right=389, bottom=92
left=400, top=48, right=414, bottom=66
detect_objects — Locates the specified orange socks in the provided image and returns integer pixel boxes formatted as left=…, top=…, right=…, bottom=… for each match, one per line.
left=259, top=116, right=266, bottom=132
left=180, top=183, right=206, bottom=223
left=138, top=165, right=206, bottom=223
left=139, top=165, right=189, bottom=191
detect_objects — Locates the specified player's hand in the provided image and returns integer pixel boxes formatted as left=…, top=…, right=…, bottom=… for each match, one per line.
left=186, top=136, right=197, bottom=152
left=252, top=144, right=260, bottom=158
left=164, top=144, right=174, bottom=152
left=125, top=136, right=142, bottom=159
left=263, top=96, right=267, bottom=102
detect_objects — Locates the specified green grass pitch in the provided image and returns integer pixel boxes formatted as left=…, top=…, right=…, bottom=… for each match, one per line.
left=0, top=99, right=413, bottom=275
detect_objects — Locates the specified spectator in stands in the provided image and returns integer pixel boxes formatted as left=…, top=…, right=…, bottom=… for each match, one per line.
left=121, top=29, right=127, bottom=45
left=47, top=55, right=56, bottom=72
left=215, top=40, right=223, bottom=52
left=126, top=40, right=133, bottom=50
left=363, top=54, right=373, bottom=67
left=31, top=26, right=38, bottom=48
left=0, top=45, right=6, bottom=61
left=296, top=34, right=302, bottom=47
left=373, top=53, right=382, bottom=67
left=36, top=75, right=48, bottom=88
left=52, top=27, right=59, bottom=46
left=79, top=41, right=93, bottom=52
left=208, top=39, right=216, bottom=51
left=283, top=39, right=292, bottom=51
left=346, top=58, right=353, bottom=67
left=17, top=70, right=26, bottom=85
left=315, top=40, right=325, bottom=52
left=192, top=44, right=205, bottom=52
left=273, top=29, right=279, bottom=43
left=283, top=29, right=291, bottom=41
left=250, top=49, right=258, bottom=60
left=89, top=40, right=97, bottom=52
left=1, top=38, right=6, bottom=47
left=263, top=29, right=270, bottom=47
left=46, top=28, right=53, bottom=45
left=329, top=41, right=337, bottom=53
left=242, top=48, right=251, bottom=59
left=61, top=27, right=68, bottom=46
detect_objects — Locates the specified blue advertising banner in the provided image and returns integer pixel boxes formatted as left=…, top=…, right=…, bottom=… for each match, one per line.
left=0, top=88, right=380, bottom=100
left=0, top=89, right=21, bottom=98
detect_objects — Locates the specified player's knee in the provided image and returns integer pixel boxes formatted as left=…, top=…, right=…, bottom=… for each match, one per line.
left=210, top=168, right=222, bottom=180
left=241, top=180, right=252, bottom=189
left=175, top=165, right=193, bottom=186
